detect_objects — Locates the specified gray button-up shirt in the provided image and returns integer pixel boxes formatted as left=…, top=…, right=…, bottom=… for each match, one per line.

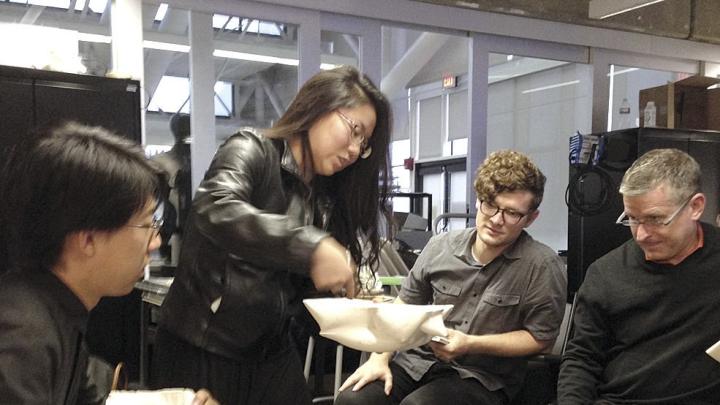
left=394, top=228, right=567, bottom=398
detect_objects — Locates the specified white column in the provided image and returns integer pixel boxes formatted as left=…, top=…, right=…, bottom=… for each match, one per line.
left=111, top=0, right=143, bottom=80
left=466, top=33, right=489, bottom=209
left=110, top=0, right=144, bottom=142
left=297, top=14, right=321, bottom=88
left=359, top=21, right=382, bottom=87
left=188, top=10, right=216, bottom=192
left=591, top=48, right=611, bottom=134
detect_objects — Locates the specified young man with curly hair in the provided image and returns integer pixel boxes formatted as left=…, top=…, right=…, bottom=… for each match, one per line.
left=336, top=150, right=567, bottom=405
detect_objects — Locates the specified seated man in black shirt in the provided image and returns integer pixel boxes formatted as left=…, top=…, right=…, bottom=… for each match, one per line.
left=0, top=123, right=217, bottom=404
left=558, top=148, right=720, bottom=404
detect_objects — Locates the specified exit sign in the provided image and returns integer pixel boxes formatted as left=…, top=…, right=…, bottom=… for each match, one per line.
left=442, top=74, right=457, bottom=89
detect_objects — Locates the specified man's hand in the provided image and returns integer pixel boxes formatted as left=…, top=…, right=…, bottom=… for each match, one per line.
left=338, top=353, right=393, bottom=395
left=429, top=329, right=469, bottom=362
left=192, top=389, right=219, bottom=405
left=309, top=238, right=356, bottom=298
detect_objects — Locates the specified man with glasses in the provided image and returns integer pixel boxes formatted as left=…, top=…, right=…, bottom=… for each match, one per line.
left=558, top=148, right=720, bottom=404
left=0, top=123, right=217, bottom=404
left=336, top=150, right=567, bottom=405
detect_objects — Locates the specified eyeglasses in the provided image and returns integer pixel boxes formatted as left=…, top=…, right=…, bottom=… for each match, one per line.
left=127, top=216, right=164, bottom=239
left=615, top=196, right=692, bottom=228
left=336, top=110, right=372, bottom=159
left=478, top=200, right=530, bottom=225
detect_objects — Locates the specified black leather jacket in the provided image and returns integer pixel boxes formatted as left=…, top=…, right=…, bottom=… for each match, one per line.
left=158, top=129, right=329, bottom=360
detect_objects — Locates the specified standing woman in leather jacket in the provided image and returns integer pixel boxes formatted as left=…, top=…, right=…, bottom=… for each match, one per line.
left=152, top=66, right=392, bottom=405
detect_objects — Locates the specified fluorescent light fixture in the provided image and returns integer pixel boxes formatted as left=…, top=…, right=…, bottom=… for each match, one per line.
left=213, top=49, right=298, bottom=66
left=455, top=1, right=480, bottom=9
left=77, top=32, right=111, bottom=43
left=589, top=0, right=665, bottom=19
left=607, top=67, right=639, bottom=76
left=320, top=63, right=339, bottom=70
left=154, top=3, right=168, bottom=21
left=607, top=65, right=615, bottom=131
left=521, top=80, right=580, bottom=94
left=140, top=40, right=320, bottom=67
left=506, top=55, right=514, bottom=61
left=143, top=40, right=189, bottom=53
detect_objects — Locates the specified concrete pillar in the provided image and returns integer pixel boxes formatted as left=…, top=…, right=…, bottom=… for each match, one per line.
left=110, top=0, right=144, bottom=141
left=297, top=14, right=320, bottom=88
left=188, top=10, right=216, bottom=192
left=466, top=33, right=489, bottom=209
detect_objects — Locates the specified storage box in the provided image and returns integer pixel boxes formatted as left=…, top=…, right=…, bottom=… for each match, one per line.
left=639, top=75, right=720, bottom=131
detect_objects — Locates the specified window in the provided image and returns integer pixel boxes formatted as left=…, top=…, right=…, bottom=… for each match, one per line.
left=212, top=14, right=284, bottom=37
left=147, top=75, right=233, bottom=118
left=391, top=139, right=411, bottom=193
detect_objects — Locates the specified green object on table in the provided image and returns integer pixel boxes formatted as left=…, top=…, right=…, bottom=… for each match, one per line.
left=379, top=276, right=404, bottom=286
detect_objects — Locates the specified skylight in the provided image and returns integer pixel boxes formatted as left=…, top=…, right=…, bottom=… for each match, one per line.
left=212, top=13, right=284, bottom=36
left=4, top=0, right=107, bottom=13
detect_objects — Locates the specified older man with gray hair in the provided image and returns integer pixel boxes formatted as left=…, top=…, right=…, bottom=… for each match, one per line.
left=557, top=148, right=720, bottom=404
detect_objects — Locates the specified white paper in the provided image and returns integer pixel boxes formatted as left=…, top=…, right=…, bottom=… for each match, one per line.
left=303, top=298, right=452, bottom=353
left=706, top=339, right=720, bottom=363
left=106, top=388, right=195, bottom=405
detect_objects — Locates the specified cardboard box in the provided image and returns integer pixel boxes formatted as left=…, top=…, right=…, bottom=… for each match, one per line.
left=639, top=75, right=720, bottom=131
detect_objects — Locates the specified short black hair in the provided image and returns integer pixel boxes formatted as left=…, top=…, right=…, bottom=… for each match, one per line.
left=0, top=122, right=161, bottom=271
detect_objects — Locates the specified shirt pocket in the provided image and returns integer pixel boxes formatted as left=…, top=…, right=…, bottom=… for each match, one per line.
left=482, top=292, right=520, bottom=307
left=479, top=291, right=522, bottom=332
left=431, top=279, right=462, bottom=305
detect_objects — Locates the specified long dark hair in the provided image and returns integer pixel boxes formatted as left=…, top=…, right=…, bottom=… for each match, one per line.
left=1, top=122, right=161, bottom=272
left=265, top=66, right=392, bottom=272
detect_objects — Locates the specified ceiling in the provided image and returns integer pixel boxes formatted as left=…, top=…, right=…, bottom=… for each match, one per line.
left=1, top=0, right=715, bottom=142
left=414, top=0, right=720, bottom=45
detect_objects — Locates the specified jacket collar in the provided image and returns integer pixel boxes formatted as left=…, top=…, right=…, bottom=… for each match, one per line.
left=278, top=137, right=306, bottom=181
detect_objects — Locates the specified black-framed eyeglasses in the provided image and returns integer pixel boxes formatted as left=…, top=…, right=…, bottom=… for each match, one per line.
left=615, top=195, right=692, bottom=228
left=127, top=217, right=164, bottom=239
left=336, top=110, right=372, bottom=159
left=478, top=200, right=530, bottom=225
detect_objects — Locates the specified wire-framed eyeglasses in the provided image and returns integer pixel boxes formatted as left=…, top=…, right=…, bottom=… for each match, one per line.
left=478, top=200, right=530, bottom=225
left=615, top=196, right=692, bottom=228
left=127, top=216, right=164, bottom=239
left=336, top=110, right=372, bottom=159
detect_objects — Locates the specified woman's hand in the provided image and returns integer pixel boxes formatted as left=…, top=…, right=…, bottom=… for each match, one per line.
left=309, top=238, right=356, bottom=298
left=192, top=389, right=219, bottom=405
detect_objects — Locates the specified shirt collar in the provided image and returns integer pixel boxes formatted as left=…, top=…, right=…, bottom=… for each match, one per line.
left=27, top=270, right=89, bottom=332
left=451, top=228, right=530, bottom=264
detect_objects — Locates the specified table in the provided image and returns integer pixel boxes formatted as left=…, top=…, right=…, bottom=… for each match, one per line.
left=134, top=277, right=173, bottom=387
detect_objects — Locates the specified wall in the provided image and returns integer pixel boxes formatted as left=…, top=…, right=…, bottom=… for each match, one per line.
left=487, top=63, right=593, bottom=251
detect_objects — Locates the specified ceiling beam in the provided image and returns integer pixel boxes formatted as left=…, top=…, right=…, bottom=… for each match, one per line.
left=20, top=5, right=45, bottom=25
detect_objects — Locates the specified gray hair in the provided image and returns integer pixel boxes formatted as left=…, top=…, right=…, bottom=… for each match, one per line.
left=619, top=148, right=701, bottom=204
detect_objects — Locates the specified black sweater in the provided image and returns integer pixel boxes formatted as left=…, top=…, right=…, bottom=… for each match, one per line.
left=558, top=223, right=720, bottom=404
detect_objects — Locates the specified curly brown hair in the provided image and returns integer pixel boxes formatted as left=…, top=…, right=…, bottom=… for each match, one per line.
left=473, top=150, right=546, bottom=210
